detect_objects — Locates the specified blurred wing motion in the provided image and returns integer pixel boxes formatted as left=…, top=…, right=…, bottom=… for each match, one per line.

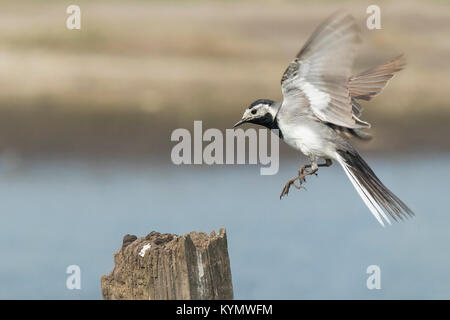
left=281, top=13, right=367, bottom=128
left=331, top=55, right=406, bottom=141
left=348, top=55, right=406, bottom=119
left=349, top=54, right=406, bottom=101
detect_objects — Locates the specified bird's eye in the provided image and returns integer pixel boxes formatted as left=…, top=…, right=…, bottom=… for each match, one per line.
left=251, top=109, right=257, bottom=115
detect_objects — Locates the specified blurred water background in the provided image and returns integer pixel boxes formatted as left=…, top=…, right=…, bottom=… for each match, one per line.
left=0, top=155, right=449, bottom=299
left=0, top=0, right=449, bottom=299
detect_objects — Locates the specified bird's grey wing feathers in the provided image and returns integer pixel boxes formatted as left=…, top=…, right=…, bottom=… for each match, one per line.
left=348, top=54, right=405, bottom=102
left=281, top=13, right=368, bottom=129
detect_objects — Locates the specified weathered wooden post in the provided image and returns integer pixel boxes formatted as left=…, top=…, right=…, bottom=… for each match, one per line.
left=101, top=228, right=233, bottom=300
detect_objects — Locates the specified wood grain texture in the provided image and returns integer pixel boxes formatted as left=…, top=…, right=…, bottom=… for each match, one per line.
left=101, top=228, right=233, bottom=300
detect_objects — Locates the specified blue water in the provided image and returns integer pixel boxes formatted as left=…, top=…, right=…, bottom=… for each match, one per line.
left=0, top=154, right=448, bottom=299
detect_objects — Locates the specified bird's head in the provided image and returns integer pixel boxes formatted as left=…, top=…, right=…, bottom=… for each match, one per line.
left=233, top=99, right=278, bottom=129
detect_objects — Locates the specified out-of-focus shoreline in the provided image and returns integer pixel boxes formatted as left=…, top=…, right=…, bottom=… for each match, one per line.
left=0, top=108, right=448, bottom=161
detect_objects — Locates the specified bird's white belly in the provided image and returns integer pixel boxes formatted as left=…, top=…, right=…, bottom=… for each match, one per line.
left=280, top=122, right=333, bottom=158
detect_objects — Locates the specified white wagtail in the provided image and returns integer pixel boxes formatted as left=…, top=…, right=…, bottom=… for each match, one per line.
left=234, top=13, right=413, bottom=226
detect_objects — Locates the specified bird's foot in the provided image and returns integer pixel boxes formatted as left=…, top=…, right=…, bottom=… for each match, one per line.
left=279, top=160, right=331, bottom=199
left=280, top=176, right=305, bottom=199
left=298, top=166, right=317, bottom=181
left=280, top=167, right=318, bottom=199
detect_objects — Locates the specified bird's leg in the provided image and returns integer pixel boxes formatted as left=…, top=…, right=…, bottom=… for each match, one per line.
left=298, top=159, right=333, bottom=182
left=280, top=159, right=332, bottom=199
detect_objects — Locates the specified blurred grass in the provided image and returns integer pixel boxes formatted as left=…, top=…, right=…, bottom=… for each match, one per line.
left=0, top=0, right=449, bottom=158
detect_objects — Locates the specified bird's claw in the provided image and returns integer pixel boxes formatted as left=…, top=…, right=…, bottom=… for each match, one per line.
left=280, top=161, right=328, bottom=198
left=280, top=176, right=306, bottom=199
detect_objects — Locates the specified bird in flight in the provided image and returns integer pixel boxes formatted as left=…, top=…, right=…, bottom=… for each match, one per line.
left=234, top=13, right=414, bottom=226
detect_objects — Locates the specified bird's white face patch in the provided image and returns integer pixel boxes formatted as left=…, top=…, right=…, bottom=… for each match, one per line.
left=242, top=104, right=274, bottom=121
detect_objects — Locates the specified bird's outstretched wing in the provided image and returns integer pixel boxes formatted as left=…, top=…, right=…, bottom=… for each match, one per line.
left=281, top=13, right=367, bottom=128
left=349, top=54, right=406, bottom=120
left=349, top=54, right=406, bottom=102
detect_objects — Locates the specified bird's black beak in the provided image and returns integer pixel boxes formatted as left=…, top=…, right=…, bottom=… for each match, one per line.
left=233, top=118, right=247, bottom=128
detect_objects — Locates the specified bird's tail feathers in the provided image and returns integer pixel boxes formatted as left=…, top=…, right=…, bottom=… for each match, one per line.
left=335, top=148, right=414, bottom=226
